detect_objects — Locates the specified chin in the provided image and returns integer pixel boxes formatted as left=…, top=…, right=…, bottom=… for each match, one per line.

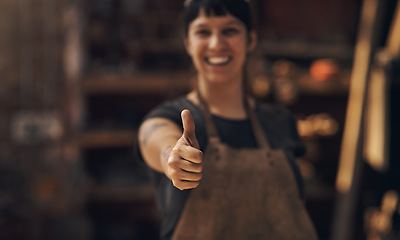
left=205, top=75, right=237, bottom=85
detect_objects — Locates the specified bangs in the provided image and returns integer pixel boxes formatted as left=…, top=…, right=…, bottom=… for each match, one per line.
left=183, top=0, right=252, bottom=35
left=185, top=1, right=229, bottom=24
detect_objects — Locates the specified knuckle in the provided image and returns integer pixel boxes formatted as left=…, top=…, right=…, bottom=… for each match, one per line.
left=168, top=155, right=182, bottom=167
left=171, top=147, right=181, bottom=156
left=167, top=159, right=176, bottom=168
left=169, top=169, right=180, bottom=179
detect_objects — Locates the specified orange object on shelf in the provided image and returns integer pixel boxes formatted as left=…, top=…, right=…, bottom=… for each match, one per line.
left=310, top=59, right=340, bottom=81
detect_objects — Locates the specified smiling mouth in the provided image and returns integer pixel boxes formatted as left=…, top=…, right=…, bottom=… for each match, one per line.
left=205, top=56, right=232, bottom=66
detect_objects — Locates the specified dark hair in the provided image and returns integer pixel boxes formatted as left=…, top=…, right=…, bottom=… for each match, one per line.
left=183, top=0, right=253, bottom=36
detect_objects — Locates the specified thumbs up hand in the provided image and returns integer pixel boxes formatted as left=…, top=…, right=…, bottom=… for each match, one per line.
left=166, top=109, right=203, bottom=190
left=181, top=109, right=200, bottom=149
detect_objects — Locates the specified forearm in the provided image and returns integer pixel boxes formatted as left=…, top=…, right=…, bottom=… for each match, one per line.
left=138, top=118, right=182, bottom=173
left=140, top=111, right=203, bottom=190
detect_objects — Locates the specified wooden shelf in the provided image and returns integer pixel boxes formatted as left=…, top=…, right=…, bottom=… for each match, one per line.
left=79, top=129, right=137, bottom=149
left=296, top=73, right=350, bottom=96
left=258, top=41, right=354, bottom=60
left=81, top=73, right=193, bottom=95
left=81, top=72, right=349, bottom=97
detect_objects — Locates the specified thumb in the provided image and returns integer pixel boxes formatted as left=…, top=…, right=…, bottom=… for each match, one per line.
left=181, top=109, right=199, bottom=149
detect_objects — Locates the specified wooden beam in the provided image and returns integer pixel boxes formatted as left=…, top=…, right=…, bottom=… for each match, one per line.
left=331, top=0, right=387, bottom=240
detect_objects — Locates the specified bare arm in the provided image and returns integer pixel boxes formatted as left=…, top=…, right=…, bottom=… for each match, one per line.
left=138, top=110, right=203, bottom=190
left=139, top=117, right=181, bottom=172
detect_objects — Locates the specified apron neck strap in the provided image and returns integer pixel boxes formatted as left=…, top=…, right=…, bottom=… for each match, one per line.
left=196, top=91, right=270, bottom=149
left=196, top=91, right=219, bottom=138
left=243, top=97, right=270, bottom=149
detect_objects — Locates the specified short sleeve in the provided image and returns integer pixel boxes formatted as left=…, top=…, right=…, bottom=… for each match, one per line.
left=143, top=100, right=183, bottom=127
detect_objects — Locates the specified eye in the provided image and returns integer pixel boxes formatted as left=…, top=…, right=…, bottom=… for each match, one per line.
left=195, top=29, right=211, bottom=37
left=222, top=28, right=240, bottom=36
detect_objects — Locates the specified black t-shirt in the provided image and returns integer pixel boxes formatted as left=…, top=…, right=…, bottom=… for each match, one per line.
left=140, top=96, right=306, bottom=240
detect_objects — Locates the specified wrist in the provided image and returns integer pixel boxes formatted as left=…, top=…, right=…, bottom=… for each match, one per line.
left=160, top=145, right=172, bottom=175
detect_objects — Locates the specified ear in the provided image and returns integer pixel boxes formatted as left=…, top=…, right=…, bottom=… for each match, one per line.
left=247, top=31, right=257, bottom=52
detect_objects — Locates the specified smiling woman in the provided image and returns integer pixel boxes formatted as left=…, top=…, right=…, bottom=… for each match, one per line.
left=184, top=9, right=256, bottom=92
left=138, top=0, right=318, bottom=239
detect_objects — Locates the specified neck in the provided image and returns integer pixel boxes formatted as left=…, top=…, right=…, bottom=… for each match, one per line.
left=195, top=76, right=247, bottom=119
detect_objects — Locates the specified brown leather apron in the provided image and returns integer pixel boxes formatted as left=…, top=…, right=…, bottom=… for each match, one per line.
left=172, top=94, right=318, bottom=240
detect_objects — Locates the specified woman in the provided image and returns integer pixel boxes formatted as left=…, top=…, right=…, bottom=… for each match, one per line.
left=139, top=0, right=318, bottom=239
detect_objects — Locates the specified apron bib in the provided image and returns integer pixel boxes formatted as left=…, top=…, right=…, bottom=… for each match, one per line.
left=172, top=93, right=318, bottom=240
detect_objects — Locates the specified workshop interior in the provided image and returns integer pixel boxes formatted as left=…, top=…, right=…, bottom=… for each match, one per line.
left=0, top=0, right=399, bottom=239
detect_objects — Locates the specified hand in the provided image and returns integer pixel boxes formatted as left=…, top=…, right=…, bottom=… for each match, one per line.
left=166, top=109, right=203, bottom=190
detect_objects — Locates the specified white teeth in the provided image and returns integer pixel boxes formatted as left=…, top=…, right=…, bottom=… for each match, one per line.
left=207, top=57, right=230, bottom=65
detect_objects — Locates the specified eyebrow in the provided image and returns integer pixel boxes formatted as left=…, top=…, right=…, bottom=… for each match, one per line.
left=192, top=20, right=242, bottom=29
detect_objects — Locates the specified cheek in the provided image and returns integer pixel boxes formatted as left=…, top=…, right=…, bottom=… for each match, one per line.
left=232, top=37, right=249, bottom=52
left=233, top=41, right=248, bottom=61
left=188, top=42, right=205, bottom=61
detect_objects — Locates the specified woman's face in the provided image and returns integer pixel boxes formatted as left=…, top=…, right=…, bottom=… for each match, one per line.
left=184, top=9, right=256, bottom=85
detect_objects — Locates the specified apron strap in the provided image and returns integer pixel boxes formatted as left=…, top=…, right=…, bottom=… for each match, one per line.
left=196, top=91, right=220, bottom=138
left=243, top=99, right=270, bottom=149
left=196, top=91, right=271, bottom=149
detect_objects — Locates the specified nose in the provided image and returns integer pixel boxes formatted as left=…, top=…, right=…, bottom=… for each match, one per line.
left=208, top=33, right=226, bottom=50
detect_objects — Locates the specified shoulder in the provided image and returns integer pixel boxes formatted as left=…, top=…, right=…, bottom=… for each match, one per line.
left=144, top=96, right=188, bottom=122
left=143, top=96, right=204, bottom=127
left=142, top=95, right=207, bottom=149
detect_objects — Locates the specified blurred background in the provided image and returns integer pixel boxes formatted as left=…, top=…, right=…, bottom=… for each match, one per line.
left=0, top=0, right=399, bottom=239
